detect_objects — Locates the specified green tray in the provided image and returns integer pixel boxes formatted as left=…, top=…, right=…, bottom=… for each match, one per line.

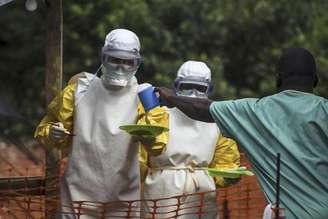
left=206, top=167, right=254, bottom=178
left=119, top=124, right=169, bottom=138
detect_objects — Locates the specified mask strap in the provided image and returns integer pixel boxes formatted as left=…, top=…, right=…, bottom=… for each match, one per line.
left=95, top=64, right=103, bottom=76
left=87, top=64, right=102, bottom=84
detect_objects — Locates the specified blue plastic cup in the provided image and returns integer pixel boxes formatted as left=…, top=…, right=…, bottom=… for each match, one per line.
left=138, top=83, right=160, bottom=112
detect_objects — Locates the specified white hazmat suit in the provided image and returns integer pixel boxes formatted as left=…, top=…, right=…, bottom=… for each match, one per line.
left=139, top=61, right=240, bottom=219
left=35, top=29, right=143, bottom=218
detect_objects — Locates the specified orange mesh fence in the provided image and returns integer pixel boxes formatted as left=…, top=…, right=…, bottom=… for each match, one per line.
left=0, top=151, right=267, bottom=218
left=1, top=187, right=265, bottom=218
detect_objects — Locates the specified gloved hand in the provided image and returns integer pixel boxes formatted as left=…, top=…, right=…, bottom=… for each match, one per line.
left=49, top=122, right=69, bottom=142
left=134, top=136, right=155, bottom=146
left=133, top=136, right=162, bottom=156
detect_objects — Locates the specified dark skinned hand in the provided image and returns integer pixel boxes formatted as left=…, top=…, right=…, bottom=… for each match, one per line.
left=154, top=87, right=176, bottom=108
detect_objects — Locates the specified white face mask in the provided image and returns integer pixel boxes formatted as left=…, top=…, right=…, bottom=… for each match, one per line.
left=101, top=64, right=137, bottom=88
left=175, top=77, right=211, bottom=99
left=101, top=47, right=141, bottom=89
left=176, top=89, right=208, bottom=98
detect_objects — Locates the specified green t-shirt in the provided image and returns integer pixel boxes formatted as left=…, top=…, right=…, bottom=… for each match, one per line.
left=209, top=90, right=328, bottom=219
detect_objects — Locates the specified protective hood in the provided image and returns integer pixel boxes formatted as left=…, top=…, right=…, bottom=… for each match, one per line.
left=101, top=29, right=141, bottom=88
left=176, top=61, right=211, bottom=81
left=103, top=29, right=141, bottom=60
left=175, top=61, right=212, bottom=98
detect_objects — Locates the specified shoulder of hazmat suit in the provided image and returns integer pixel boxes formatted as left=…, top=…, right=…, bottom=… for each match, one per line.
left=209, top=134, right=241, bottom=187
left=138, top=105, right=169, bottom=182
left=34, top=78, right=77, bottom=150
left=34, top=72, right=156, bottom=151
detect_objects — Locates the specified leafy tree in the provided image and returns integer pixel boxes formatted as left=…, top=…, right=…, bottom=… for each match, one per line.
left=1, top=0, right=328, bottom=135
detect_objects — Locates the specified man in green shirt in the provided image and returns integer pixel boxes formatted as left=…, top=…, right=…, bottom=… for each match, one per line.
left=155, top=48, right=328, bottom=219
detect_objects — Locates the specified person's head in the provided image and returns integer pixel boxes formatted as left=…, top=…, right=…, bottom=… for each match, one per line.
left=276, top=48, right=318, bottom=92
left=174, top=61, right=213, bottom=98
left=101, top=29, right=141, bottom=89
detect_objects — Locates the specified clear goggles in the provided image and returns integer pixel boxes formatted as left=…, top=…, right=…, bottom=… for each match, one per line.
left=101, top=47, right=141, bottom=72
left=175, top=76, right=212, bottom=94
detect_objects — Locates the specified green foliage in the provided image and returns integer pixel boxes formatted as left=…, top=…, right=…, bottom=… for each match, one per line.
left=1, top=0, right=328, bottom=134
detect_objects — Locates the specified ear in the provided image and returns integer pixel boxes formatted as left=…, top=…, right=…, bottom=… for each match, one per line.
left=276, top=73, right=282, bottom=88
left=313, top=74, right=319, bottom=88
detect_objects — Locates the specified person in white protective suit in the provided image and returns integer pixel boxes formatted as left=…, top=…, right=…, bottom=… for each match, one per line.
left=35, top=29, right=146, bottom=218
left=139, top=61, right=241, bottom=219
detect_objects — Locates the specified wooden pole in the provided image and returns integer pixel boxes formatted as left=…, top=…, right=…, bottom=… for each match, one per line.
left=45, top=0, right=63, bottom=104
left=45, top=0, right=63, bottom=217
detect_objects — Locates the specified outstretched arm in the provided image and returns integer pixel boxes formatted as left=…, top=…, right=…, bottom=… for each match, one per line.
left=155, top=87, right=214, bottom=123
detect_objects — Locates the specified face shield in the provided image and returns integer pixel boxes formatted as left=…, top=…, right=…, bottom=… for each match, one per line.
left=101, top=46, right=141, bottom=88
left=100, top=29, right=141, bottom=88
left=175, top=76, right=212, bottom=98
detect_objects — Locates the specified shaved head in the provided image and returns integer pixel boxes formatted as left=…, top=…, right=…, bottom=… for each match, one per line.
left=277, top=48, right=318, bottom=91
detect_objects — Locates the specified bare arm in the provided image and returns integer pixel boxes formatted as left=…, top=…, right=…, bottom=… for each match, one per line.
left=155, top=87, right=214, bottom=123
